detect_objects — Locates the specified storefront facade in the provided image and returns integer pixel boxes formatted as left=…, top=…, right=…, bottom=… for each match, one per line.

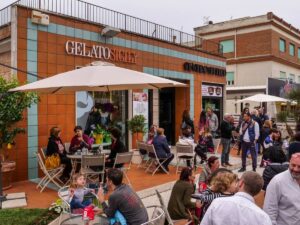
left=0, top=4, right=226, bottom=182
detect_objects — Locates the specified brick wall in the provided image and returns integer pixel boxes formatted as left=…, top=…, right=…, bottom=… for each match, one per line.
left=14, top=6, right=226, bottom=181
left=0, top=51, right=11, bottom=79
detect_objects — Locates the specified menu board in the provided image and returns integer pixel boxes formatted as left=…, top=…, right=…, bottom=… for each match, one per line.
left=132, top=92, right=149, bottom=123
left=202, top=84, right=223, bottom=97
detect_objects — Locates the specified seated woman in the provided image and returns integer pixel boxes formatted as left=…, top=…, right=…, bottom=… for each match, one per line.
left=139, top=125, right=157, bottom=156
left=197, top=171, right=238, bottom=221
left=262, top=146, right=288, bottom=191
left=106, top=127, right=127, bottom=168
left=198, top=156, right=219, bottom=193
left=178, top=125, right=195, bottom=167
left=168, top=167, right=201, bottom=224
left=70, top=126, right=92, bottom=154
left=46, top=127, right=72, bottom=182
left=152, top=128, right=174, bottom=172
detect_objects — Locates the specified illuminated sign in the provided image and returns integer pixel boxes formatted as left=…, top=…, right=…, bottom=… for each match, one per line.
left=65, top=40, right=137, bottom=64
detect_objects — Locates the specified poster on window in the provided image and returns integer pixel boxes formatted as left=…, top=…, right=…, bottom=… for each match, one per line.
left=202, top=84, right=223, bottom=97
left=133, top=92, right=148, bottom=123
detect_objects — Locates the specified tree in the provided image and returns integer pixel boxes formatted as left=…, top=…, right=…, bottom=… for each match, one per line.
left=0, top=77, right=38, bottom=160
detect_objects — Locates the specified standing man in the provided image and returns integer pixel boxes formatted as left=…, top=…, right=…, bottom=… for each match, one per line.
left=201, top=171, right=272, bottom=225
left=220, top=114, right=235, bottom=167
left=263, top=153, right=300, bottom=225
left=238, top=112, right=260, bottom=172
left=98, top=168, right=148, bottom=225
left=206, top=107, right=219, bottom=138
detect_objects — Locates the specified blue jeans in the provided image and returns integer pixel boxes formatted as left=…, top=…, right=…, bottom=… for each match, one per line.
left=221, top=138, right=231, bottom=164
left=70, top=196, right=92, bottom=209
left=241, top=142, right=257, bottom=169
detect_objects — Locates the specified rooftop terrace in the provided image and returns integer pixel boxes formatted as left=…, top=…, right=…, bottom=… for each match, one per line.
left=0, top=0, right=223, bottom=56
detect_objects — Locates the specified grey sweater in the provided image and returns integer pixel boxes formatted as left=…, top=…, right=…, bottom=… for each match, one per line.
left=102, top=184, right=148, bottom=225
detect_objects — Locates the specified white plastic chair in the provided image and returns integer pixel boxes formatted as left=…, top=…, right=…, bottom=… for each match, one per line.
left=36, top=152, right=64, bottom=192
left=137, top=141, right=150, bottom=168
left=64, top=142, right=70, bottom=153
left=113, top=152, right=134, bottom=186
left=212, top=138, right=221, bottom=154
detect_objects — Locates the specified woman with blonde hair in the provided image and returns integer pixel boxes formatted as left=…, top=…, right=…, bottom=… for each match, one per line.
left=196, top=171, right=239, bottom=221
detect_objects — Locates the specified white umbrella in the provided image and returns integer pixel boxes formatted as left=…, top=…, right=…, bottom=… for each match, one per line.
left=10, top=62, right=186, bottom=93
left=237, top=94, right=289, bottom=103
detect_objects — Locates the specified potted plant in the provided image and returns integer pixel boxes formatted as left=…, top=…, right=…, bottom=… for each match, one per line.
left=0, top=77, right=38, bottom=189
left=93, top=125, right=105, bottom=144
left=127, top=115, right=146, bottom=148
left=103, top=130, right=111, bottom=143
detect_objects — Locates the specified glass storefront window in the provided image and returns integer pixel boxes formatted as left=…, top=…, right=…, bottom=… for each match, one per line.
left=76, top=91, right=127, bottom=144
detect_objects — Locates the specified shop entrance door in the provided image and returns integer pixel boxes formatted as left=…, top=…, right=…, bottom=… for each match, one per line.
left=202, top=98, right=223, bottom=130
left=159, top=88, right=175, bottom=145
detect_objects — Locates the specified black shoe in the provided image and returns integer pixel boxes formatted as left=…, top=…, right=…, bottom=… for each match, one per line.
left=238, top=168, right=246, bottom=172
left=253, top=168, right=256, bottom=172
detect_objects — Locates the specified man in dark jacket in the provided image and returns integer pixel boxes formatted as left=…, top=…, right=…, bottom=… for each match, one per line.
left=220, top=114, right=235, bottom=167
left=262, top=146, right=288, bottom=190
left=99, top=168, right=148, bottom=225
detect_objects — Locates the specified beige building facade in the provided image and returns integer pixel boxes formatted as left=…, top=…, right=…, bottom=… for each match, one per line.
left=195, top=12, right=300, bottom=115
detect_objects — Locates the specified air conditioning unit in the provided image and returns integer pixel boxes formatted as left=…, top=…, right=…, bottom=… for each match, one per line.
left=31, top=10, right=49, bottom=26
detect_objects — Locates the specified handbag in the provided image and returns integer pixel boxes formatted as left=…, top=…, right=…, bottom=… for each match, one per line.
left=45, top=154, right=61, bottom=169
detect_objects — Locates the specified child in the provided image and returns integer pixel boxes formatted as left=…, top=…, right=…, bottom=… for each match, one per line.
left=68, top=173, right=98, bottom=213
left=199, top=128, right=214, bottom=153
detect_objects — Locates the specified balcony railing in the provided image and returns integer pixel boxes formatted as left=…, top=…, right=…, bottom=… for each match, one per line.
left=0, top=0, right=223, bottom=55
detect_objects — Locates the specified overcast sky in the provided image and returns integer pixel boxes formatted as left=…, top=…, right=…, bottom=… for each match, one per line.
left=1, top=0, right=299, bottom=33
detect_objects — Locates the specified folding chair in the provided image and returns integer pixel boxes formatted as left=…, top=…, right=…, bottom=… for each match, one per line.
left=64, top=142, right=70, bottom=153
left=175, top=144, right=194, bottom=174
left=155, top=190, right=192, bottom=225
left=80, top=154, right=105, bottom=183
left=145, top=144, right=170, bottom=175
left=36, top=152, right=64, bottom=192
left=57, top=186, right=101, bottom=225
left=137, top=141, right=150, bottom=168
left=141, top=205, right=166, bottom=225
left=113, top=152, right=134, bottom=186
left=40, top=147, right=47, bottom=160
left=212, top=138, right=221, bottom=154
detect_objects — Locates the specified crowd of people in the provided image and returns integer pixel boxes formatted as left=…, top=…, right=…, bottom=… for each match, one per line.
left=45, top=105, right=300, bottom=225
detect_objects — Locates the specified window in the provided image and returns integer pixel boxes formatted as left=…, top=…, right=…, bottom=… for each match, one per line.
left=289, top=43, right=295, bottom=56
left=289, top=74, right=295, bottom=82
left=279, top=39, right=286, bottom=52
left=226, top=72, right=234, bottom=85
left=298, top=48, right=300, bottom=59
left=280, top=71, right=286, bottom=80
left=220, top=40, right=234, bottom=53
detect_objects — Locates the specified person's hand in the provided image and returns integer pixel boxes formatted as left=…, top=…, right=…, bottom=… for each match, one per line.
left=97, top=187, right=105, bottom=203
left=78, top=137, right=83, bottom=142
left=69, top=188, right=75, bottom=197
left=90, top=189, right=95, bottom=194
left=195, top=200, right=202, bottom=208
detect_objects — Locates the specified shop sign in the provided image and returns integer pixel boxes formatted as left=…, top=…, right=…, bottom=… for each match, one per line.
left=133, top=92, right=149, bottom=123
left=202, top=84, right=223, bottom=97
left=183, top=62, right=226, bottom=76
left=65, top=40, right=137, bottom=64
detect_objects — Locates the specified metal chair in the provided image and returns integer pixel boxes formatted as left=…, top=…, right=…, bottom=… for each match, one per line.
left=137, top=141, right=150, bottom=168
left=145, top=144, right=170, bottom=175
left=155, top=190, right=192, bottom=225
left=113, top=152, right=134, bottom=186
left=64, top=142, right=70, bottom=153
left=57, top=185, right=101, bottom=225
left=40, top=147, right=47, bottom=160
left=80, top=154, right=105, bottom=183
left=141, top=205, right=165, bottom=225
left=175, top=144, right=194, bottom=174
left=36, top=152, right=64, bottom=192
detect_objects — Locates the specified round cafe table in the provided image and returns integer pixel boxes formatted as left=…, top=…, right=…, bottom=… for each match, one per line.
left=60, top=214, right=109, bottom=225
